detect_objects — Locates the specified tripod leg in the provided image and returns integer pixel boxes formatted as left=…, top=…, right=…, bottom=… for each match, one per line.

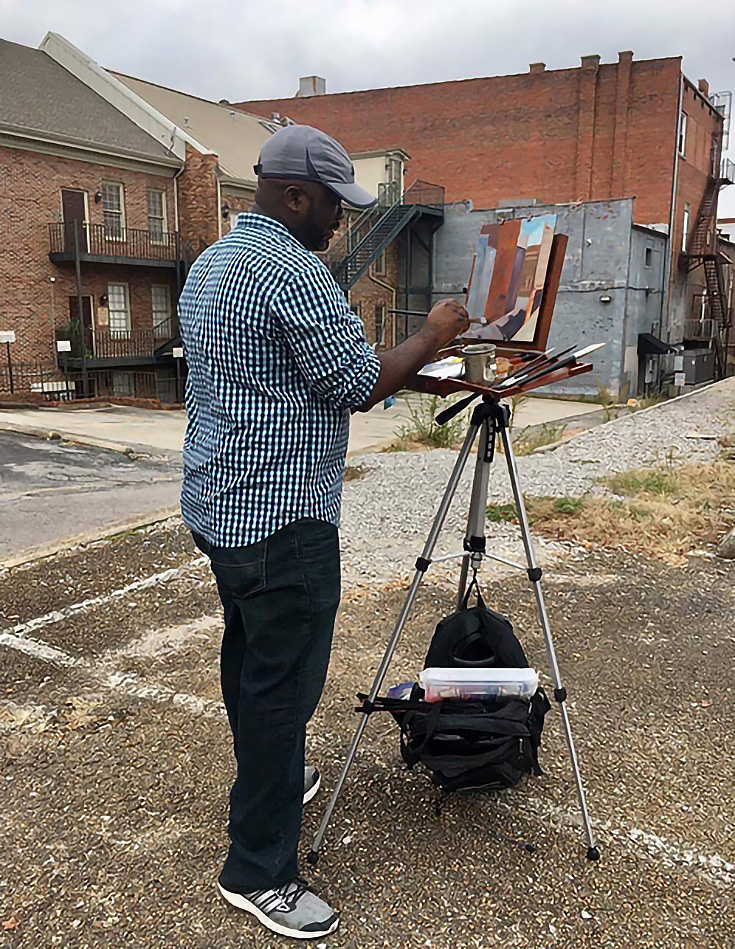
left=497, top=422, right=600, bottom=861
left=307, top=419, right=481, bottom=864
left=457, top=418, right=492, bottom=607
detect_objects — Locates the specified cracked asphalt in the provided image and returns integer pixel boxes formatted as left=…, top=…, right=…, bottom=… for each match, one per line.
left=0, top=431, right=181, bottom=560
left=1, top=512, right=733, bottom=949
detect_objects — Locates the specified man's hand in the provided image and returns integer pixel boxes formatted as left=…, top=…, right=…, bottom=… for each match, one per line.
left=419, top=299, right=470, bottom=352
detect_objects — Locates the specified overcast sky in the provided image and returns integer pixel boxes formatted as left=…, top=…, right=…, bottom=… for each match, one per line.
left=2, top=0, right=734, bottom=211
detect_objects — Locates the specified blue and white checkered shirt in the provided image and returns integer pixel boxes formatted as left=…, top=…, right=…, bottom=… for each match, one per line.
left=179, top=213, right=380, bottom=547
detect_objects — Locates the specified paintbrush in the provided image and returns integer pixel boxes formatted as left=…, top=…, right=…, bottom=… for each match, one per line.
left=387, top=307, right=488, bottom=327
left=499, top=342, right=605, bottom=389
left=500, top=344, right=579, bottom=384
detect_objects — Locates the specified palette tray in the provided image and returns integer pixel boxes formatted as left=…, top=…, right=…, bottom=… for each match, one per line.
left=407, top=360, right=593, bottom=400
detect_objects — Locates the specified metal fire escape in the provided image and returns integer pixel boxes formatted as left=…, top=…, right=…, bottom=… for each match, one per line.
left=681, top=153, right=735, bottom=379
left=326, top=180, right=445, bottom=292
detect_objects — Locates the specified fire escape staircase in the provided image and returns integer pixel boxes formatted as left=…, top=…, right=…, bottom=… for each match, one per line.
left=681, top=158, right=734, bottom=378
left=327, top=181, right=444, bottom=292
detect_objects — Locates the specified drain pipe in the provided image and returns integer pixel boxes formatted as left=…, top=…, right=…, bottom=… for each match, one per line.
left=660, top=71, right=684, bottom=342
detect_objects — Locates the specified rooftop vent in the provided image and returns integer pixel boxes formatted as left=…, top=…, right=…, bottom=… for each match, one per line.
left=297, top=75, right=326, bottom=97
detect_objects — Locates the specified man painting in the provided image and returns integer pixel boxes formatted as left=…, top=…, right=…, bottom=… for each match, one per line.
left=178, top=125, right=469, bottom=938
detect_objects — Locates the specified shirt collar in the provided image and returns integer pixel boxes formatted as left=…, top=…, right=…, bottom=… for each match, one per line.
left=235, top=212, right=302, bottom=246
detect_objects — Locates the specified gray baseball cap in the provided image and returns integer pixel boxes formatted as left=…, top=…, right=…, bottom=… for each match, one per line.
left=254, top=125, right=377, bottom=209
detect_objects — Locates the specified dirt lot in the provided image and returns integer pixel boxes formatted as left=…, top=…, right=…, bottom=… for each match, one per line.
left=2, top=514, right=733, bottom=949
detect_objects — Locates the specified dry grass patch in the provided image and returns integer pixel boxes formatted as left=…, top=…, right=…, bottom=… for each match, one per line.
left=487, top=457, right=735, bottom=563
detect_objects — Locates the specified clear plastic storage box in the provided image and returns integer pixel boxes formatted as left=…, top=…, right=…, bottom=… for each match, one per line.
left=419, top=667, right=539, bottom=703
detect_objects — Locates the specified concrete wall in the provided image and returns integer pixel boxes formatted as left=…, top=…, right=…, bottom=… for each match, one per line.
left=432, top=198, right=667, bottom=397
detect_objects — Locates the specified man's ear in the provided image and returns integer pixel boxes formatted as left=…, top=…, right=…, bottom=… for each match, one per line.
left=283, top=184, right=308, bottom=213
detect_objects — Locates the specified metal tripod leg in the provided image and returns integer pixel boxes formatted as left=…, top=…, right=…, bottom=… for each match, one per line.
left=497, top=419, right=600, bottom=861
left=456, top=417, right=492, bottom=607
left=307, top=418, right=482, bottom=864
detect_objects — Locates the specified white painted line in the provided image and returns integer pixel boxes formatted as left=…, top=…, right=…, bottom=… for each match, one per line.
left=0, top=626, right=225, bottom=720
left=495, top=797, right=734, bottom=889
left=2, top=617, right=732, bottom=889
left=0, top=631, right=84, bottom=668
left=9, top=556, right=209, bottom=637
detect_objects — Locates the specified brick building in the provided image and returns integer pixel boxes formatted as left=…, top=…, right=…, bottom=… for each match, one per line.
left=0, top=36, right=195, bottom=400
left=1, top=33, right=422, bottom=403
left=236, top=54, right=734, bottom=377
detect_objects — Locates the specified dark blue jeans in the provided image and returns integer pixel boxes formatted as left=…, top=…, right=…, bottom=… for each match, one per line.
left=193, top=519, right=341, bottom=891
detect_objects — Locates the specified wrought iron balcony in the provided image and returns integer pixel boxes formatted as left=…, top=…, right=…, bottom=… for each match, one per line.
left=56, top=320, right=180, bottom=366
left=49, top=222, right=184, bottom=267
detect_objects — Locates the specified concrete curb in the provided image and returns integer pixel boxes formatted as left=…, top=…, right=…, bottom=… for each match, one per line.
left=1, top=506, right=182, bottom=570
left=0, top=420, right=180, bottom=462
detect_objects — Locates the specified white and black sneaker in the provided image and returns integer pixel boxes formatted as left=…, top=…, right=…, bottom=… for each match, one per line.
left=303, top=766, right=321, bottom=805
left=218, top=878, right=339, bottom=939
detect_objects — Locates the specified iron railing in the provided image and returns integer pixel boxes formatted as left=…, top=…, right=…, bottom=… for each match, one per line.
left=49, top=222, right=182, bottom=261
left=683, top=318, right=717, bottom=340
left=401, top=179, right=446, bottom=207
left=93, top=328, right=157, bottom=359
left=720, top=157, right=735, bottom=183
left=0, top=362, right=182, bottom=403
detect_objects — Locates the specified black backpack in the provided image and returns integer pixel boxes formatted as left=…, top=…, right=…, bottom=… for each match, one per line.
left=397, top=582, right=550, bottom=793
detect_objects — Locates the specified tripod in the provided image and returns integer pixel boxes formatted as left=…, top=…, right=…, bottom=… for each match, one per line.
left=307, top=395, right=600, bottom=864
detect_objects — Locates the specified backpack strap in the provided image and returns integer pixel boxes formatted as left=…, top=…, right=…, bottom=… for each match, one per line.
left=399, top=700, right=443, bottom=767
left=459, top=570, right=487, bottom=611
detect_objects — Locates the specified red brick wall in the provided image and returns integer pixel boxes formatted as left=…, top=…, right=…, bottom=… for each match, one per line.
left=347, top=244, right=399, bottom=347
left=0, top=146, right=177, bottom=365
left=234, top=55, right=689, bottom=226
left=177, top=144, right=220, bottom=248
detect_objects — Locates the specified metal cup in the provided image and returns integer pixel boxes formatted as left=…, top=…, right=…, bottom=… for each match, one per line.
left=462, top=344, right=497, bottom=384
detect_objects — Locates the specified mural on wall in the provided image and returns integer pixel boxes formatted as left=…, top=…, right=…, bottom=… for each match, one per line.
left=464, top=214, right=556, bottom=344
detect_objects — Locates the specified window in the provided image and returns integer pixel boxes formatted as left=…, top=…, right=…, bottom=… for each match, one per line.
left=147, top=189, right=167, bottom=242
left=102, top=181, right=125, bottom=239
left=373, top=249, right=387, bottom=276
left=645, top=247, right=652, bottom=268
left=682, top=203, right=690, bottom=253
left=678, top=112, right=687, bottom=157
left=107, top=283, right=131, bottom=335
left=152, top=285, right=172, bottom=338
left=350, top=302, right=362, bottom=320
left=375, top=303, right=386, bottom=347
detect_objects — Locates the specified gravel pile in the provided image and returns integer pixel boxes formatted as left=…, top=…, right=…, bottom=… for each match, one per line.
left=340, top=380, right=735, bottom=589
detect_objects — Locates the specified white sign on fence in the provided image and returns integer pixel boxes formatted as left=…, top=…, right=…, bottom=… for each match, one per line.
left=0, top=330, right=16, bottom=344
left=56, top=340, right=72, bottom=352
left=674, top=371, right=686, bottom=387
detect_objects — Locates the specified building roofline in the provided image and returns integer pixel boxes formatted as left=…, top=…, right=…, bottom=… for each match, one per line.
left=233, top=54, right=683, bottom=106
left=39, top=32, right=216, bottom=160
left=0, top=123, right=182, bottom=168
left=682, top=74, right=725, bottom=121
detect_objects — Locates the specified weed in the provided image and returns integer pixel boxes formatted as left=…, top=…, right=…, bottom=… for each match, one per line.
left=486, top=502, right=517, bottom=522
left=386, top=395, right=466, bottom=452
left=551, top=496, right=584, bottom=515
left=344, top=465, right=366, bottom=482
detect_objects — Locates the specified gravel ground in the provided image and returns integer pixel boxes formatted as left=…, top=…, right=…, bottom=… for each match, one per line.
left=340, top=380, right=735, bottom=589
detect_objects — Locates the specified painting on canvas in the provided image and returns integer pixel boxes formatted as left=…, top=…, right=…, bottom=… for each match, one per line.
left=464, top=214, right=557, bottom=347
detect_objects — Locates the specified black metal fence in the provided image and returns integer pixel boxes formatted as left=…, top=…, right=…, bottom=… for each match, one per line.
left=0, top=362, right=182, bottom=404
left=49, top=222, right=182, bottom=261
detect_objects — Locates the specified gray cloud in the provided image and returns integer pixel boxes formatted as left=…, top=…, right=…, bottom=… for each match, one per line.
left=1, top=0, right=733, bottom=210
